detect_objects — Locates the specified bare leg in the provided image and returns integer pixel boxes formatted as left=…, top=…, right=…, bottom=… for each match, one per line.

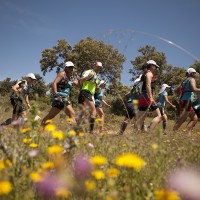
left=149, top=108, right=162, bottom=131
left=186, top=111, right=198, bottom=134
left=135, top=111, right=147, bottom=131
left=96, top=107, right=104, bottom=132
left=41, top=107, right=61, bottom=127
left=173, top=110, right=189, bottom=131
left=64, top=105, right=76, bottom=124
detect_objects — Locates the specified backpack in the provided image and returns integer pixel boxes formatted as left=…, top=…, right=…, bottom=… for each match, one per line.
left=131, top=74, right=143, bottom=95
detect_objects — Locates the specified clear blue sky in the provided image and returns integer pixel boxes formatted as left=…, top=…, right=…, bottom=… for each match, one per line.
left=0, top=0, right=200, bottom=86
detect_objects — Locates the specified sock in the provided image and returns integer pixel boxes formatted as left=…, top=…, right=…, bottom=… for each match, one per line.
left=163, top=121, right=167, bottom=130
left=89, top=117, right=95, bottom=133
left=119, top=122, right=127, bottom=134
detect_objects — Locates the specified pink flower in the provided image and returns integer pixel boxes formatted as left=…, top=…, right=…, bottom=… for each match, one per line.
left=167, top=167, right=200, bottom=200
left=74, top=154, right=92, bottom=180
left=88, top=143, right=94, bottom=149
left=28, top=149, right=40, bottom=158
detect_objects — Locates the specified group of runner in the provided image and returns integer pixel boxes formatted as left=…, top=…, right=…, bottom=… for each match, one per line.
left=4, top=60, right=200, bottom=135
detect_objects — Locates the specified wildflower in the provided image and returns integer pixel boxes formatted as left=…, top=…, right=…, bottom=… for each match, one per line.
left=21, top=127, right=31, bottom=133
left=78, top=131, right=84, bottom=136
left=95, top=118, right=102, bottom=122
left=48, top=145, right=63, bottom=154
left=167, top=167, right=200, bottom=200
left=90, top=156, right=107, bottom=166
left=151, top=143, right=158, bottom=150
left=115, top=153, right=146, bottom=172
left=23, top=138, right=32, bottom=143
left=45, top=124, right=56, bottom=132
left=28, top=149, right=40, bottom=158
left=0, top=160, right=5, bottom=170
left=88, top=143, right=94, bottom=149
left=132, top=99, right=138, bottom=106
left=30, top=172, right=42, bottom=182
left=55, top=187, right=71, bottom=198
left=122, top=143, right=127, bottom=147
left=85, top=180, right=96, bottom=191
left=4, top=159, right=12, bottom=167
left=154, top=189, right=180, bottom=200
left=91, top=170, right=105, bottom=180
left=42, top=162, right=55, bottom=170
left=29, top=143, right=38, bottom=148
left=68, top=130, right=76, bottom=137
left=66, top=118, right=72, bottom=122
left=106, top=168, right=120, bottom=178
left=0, top=181, right=12, bottom=195
left=51, top=131, right=64, bottom=140
left=74, top=154, right=92, bottom=180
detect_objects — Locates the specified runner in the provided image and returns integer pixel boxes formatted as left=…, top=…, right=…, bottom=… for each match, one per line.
left=135, top=60, right=162, bottom=132
left=94, top=80, right=111, bottom=133
left=78, top=61, right=103, bottom=134
left=41, top=61, right=79, bottom=127
left=8, top=73, right=36, bottom=124
left=173, top=68, right=200, bottom=134
left=157, top=84, right=176, bottom=134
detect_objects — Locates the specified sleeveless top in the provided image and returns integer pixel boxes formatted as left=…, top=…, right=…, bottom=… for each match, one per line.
left=180, top=77, right=194, bottom=101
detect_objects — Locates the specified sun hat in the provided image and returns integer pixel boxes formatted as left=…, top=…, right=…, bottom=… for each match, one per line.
left=65, top=61, right=74, bottom=67
left=26, top=73, right=36, bottom=80
left=187, top=68, right=196, bottom=74
left=95, top=62, right=103, bottom=67
left=159, top=83, right=171, bottom=94
left=146, top=60, right=160, bottom=68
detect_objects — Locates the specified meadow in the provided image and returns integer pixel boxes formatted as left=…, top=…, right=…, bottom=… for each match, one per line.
left=1, top=97, right=200, bottom=200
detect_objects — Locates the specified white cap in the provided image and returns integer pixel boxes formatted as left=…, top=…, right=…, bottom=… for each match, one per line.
left=146, top=60, right=160, bottom=68
left=95, top=62, right=103, bottom=67
left=159, top=84, right=171, bottom=94
left=187, top=68, right=196, bottom=74
left=65, top=61, right=74, bottom=67
left=26, top=73, right=36, bottom=80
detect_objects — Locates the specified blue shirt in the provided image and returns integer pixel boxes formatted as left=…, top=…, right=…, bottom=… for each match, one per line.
left=94, top=90, right=104, bottom=107
left=158, top=91, right=168, bottom=107
left=180, top=77, right=194, bottom=101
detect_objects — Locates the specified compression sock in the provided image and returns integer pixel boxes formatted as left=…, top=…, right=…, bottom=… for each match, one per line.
left=119, top=122, right=128, bottom=134
left=89, top=116, right=95, bottom=134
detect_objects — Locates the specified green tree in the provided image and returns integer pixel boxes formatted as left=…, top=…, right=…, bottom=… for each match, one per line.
left=0, top=78, right=15, bottom=96
left=40, top=37, right=126, bottom=84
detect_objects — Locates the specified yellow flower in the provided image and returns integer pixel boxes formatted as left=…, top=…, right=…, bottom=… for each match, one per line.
left=45, top=124, right=56, bottom=132
left=66, top=118, right=72, bottom=122
left=0, top=181, right=12, bottom=195
left=85, top=180, right=96, bottom=191
left=29, top=143, right=38, bottom=148
left=68, top=130, right=76, bottom=137
left=90, top=156, right=107, bottom=166
left=0, top=160, right=5, bottom=170
left=106, top=168, right=120, bottom=178
left=55, top=187, right=71, bottom=198
left=151, top=143, right=158, bottom=150
left=95, top=118, right=102, bottom=122
left=41, top=162, right=54, bottom=169
left=91, top=170, right=105, bottom=180
left=154, top=189, right=180, bottom=200
left=21, top=127, right=31, bottom=133
left=48, top=145, right=63, bottom=154
left=122, top=143, right=127, bottom=147
left=115, top=153, right=146, bottom=172
left=4, top=159, right=12, bottom=167
left=78, top=131, right=84, bottom=136
left=30, top=172, right=42, bottom=182
left=132, top=99, right=138, bottom=105
left=51, top=131, right=64, bottom=140
left=23, top=138, right=32, bottom=143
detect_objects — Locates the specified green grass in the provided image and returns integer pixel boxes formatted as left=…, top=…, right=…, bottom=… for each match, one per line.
left=0, top=102, right=200, bottom=200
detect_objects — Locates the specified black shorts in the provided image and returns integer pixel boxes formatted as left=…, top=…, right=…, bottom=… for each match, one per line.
left=138, top=104, right=158, bottom=111
left=52, top=97, right=71, bottom=110
left=78, top=90, right=93, bottom=104
left=125, top=103, right=135, bottom=119
left=159, top=107, right=165, bottom=116
left=12, top=102, right=26, bottom=115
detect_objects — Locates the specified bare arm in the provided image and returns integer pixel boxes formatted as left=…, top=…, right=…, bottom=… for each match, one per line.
left=24, top=94, right=31, bottom=108
left=52, top=72, right=64, bottom=93
left=190, top=78, right=200, bottom=92
left=101, top=99, right=111, bottom=108
left=164, top=95, right=176, bottom=109
left=79, top=70, right=94, bottom=83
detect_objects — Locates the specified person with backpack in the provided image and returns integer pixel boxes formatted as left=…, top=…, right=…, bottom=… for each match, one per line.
left=77, top=61, right=103, bottom=134
left=8, top=73, right=37, bottom=124
left=117, top=75, right=142, bottom=135
left=173, top=68, right=200, bottom=134
left=135, top=60, right=162, bottom=132
left=94, top=80, right=111, bottom=133
left=41, top=61, right=79, bottom=127
left=157, top=84, right=176, bottom=134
